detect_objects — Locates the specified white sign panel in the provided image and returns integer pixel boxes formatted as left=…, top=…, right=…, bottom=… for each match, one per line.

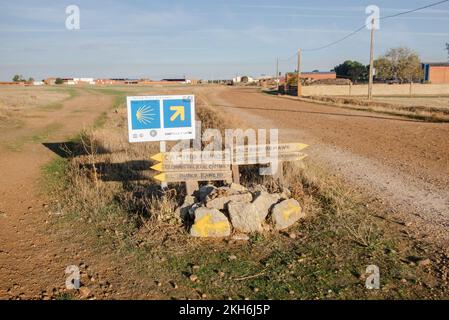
left=127, top=95, right=195, bottom=142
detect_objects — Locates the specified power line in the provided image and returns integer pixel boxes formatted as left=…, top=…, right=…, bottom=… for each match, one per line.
left=285, top=0, right=449, bottom=53
left=303, top=25, right=366, bottom=52
left=380, top=0, right=449, bottom=20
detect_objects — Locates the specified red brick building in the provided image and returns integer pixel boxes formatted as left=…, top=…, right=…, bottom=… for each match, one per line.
left=301, top=71, right=337, bottom=80
left=422, top=63, right=449, bottom=84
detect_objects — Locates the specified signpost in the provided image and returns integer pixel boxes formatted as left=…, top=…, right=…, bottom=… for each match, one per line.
left=127, top=94, right=195, bottom=188
left=150, top=143, right=308, bottom=164
left=126, top=96, right=309, bottom=194
left=153, top=171, right=233, bottom=183
left=149, top=143, right=309, bottom=193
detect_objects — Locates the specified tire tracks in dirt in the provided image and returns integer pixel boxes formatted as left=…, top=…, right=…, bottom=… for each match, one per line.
left=0, top=88, right=114, bottom=299
left=202, top=87, right=449, bottom=245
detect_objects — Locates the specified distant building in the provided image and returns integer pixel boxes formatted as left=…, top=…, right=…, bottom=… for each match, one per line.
left=95, top=79, right=117, bottom=85
left=62, top=78, right=76, bottom=85
left=44, top=78, right=57, bottom=85
left=124, top=80, right=139, bottom=85
left=73, top=78, right=95, bottom=85
left=33, top=81, right=44, bottom=86
left=0, top=81, right=25, bottom=86
left=233, top=76, right=255, bottom=84
left=300, top=71, right=336, bottom=81
left=161, top=78, right=186, bottom=83
left=422, top=63, right=449, bottom=84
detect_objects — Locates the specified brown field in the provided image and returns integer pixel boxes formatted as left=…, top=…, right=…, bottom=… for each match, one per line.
left=1, top=85, right=448, bottom=300
left=372, top=96, right=449, bottom=110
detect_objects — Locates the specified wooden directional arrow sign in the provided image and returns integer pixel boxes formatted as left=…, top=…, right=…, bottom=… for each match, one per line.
left=236, top=152, right=308, bottom=164
left=153, top=171, right=232, bottom=183
left=235, top=143, right=309, bottom=154
left=150, top=143, right=309, bottom=165
left=151, top=162, right=230, bottom=172
left=150, top=142, right=309, bottom=184
left=150, top=150, right=229, bottom=164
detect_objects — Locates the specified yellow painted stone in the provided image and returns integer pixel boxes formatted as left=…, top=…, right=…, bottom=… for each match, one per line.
left=191, top=210, right=230, bottom=237
left=272, top=199, right=304, bottom=230
left=282, top=202, right=301, bottom=221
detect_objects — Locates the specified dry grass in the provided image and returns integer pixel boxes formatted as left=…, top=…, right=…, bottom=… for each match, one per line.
left=294, top=95, right=449, bottom=122
left=0, top=87, right=70, bottom=110
left=0, top=87, right=71, bottom=129
left=43, top=87, right=449, bottom=299
left=373, top=96, right=449, bottom=110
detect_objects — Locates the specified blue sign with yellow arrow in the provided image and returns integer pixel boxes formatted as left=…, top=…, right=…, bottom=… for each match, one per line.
left=127, top=95, right=195, bottom=143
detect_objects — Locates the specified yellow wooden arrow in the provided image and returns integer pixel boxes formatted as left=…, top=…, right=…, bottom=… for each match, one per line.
left=153, top=173, right=166, bottom=182
left=296, top=143, right=309, bottom=151
left=151, top=153, right=164, bottom=162
left=151, top=163, right=163, bottom=172
left=170, top=106, right=185, bottom=121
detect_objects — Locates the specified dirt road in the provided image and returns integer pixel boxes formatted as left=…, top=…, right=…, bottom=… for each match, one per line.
left=0, top=88, right=114, bottom=299
left=202, top=87, right=449, bottom=244
left=1, top=85, right=448, bottom=299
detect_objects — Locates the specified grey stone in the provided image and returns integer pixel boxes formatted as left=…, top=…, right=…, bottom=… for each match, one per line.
left=252, top=191, right=281, bottom=216
left=251, top=184, right=268, bottom=194
left=197, top=185, right=217, bottom=202
left=271, top=199, right=304, bottom=230
left=176, top=195, right=196, bottom=222
left=205, top=192, right=252, bottom=210
left=228, top=192, right=280, bottom=233
left=228, top=202, right=261, bottom=233
left=229, top=183, right=247, bottom=192
left=190, top=207, right=231, bottom=238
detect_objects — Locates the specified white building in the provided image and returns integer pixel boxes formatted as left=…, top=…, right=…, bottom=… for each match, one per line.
left=73, top=78, right=95, bottom=85
left=232, top=75, right=255, bottom=84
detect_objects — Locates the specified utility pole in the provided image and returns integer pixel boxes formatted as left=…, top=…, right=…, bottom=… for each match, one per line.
left=297, top=49, right=302, bottom=97
left=276, top=57, right=279, bottom=92
left=368, top=18, right=375, bottom=100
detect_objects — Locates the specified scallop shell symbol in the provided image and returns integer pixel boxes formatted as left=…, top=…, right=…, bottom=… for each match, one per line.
left=135, top=105, right=156, bottom=125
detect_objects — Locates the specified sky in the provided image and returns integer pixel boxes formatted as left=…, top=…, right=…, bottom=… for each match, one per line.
left=0, top=0, right=448, bottom=81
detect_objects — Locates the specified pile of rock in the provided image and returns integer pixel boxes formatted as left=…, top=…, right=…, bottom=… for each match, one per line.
left=178, top=183, right=305, bottom=238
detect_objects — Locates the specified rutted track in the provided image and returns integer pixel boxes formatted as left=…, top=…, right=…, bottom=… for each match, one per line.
left=201, top=86, right=449, bottom=244
left=0, top=88, right=114, bottom=299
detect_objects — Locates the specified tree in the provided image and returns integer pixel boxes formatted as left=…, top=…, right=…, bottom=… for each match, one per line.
left=374, top=47, right=422, bottom=83
left=333, top=60, right=368, bottom=83
left=55, top=78, right=64, bottom=85
left=12, top=74, right=23, bottom=82
left=373, top=57, right=393, bottom=81
left=446, top=43, right=449, bottom=60
left=28, top=77, right=34, bottom=82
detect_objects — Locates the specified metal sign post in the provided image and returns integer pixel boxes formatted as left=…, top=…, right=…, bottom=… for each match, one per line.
left=127, top=94, right=196, bottom=192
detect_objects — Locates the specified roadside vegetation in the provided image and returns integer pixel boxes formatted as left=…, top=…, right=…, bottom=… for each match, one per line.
left=42, top=90, right=449, bottom=300
left=292, top=95, right=449, bottom=122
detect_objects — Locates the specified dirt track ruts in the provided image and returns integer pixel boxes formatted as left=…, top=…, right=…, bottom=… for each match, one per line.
left=0, top=88, right=114, bottom=299
left=202, top=87, right=449, bottom=244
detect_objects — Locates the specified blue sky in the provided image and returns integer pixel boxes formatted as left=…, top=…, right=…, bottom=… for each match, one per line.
left=1, top=0, right=448, bottom=81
